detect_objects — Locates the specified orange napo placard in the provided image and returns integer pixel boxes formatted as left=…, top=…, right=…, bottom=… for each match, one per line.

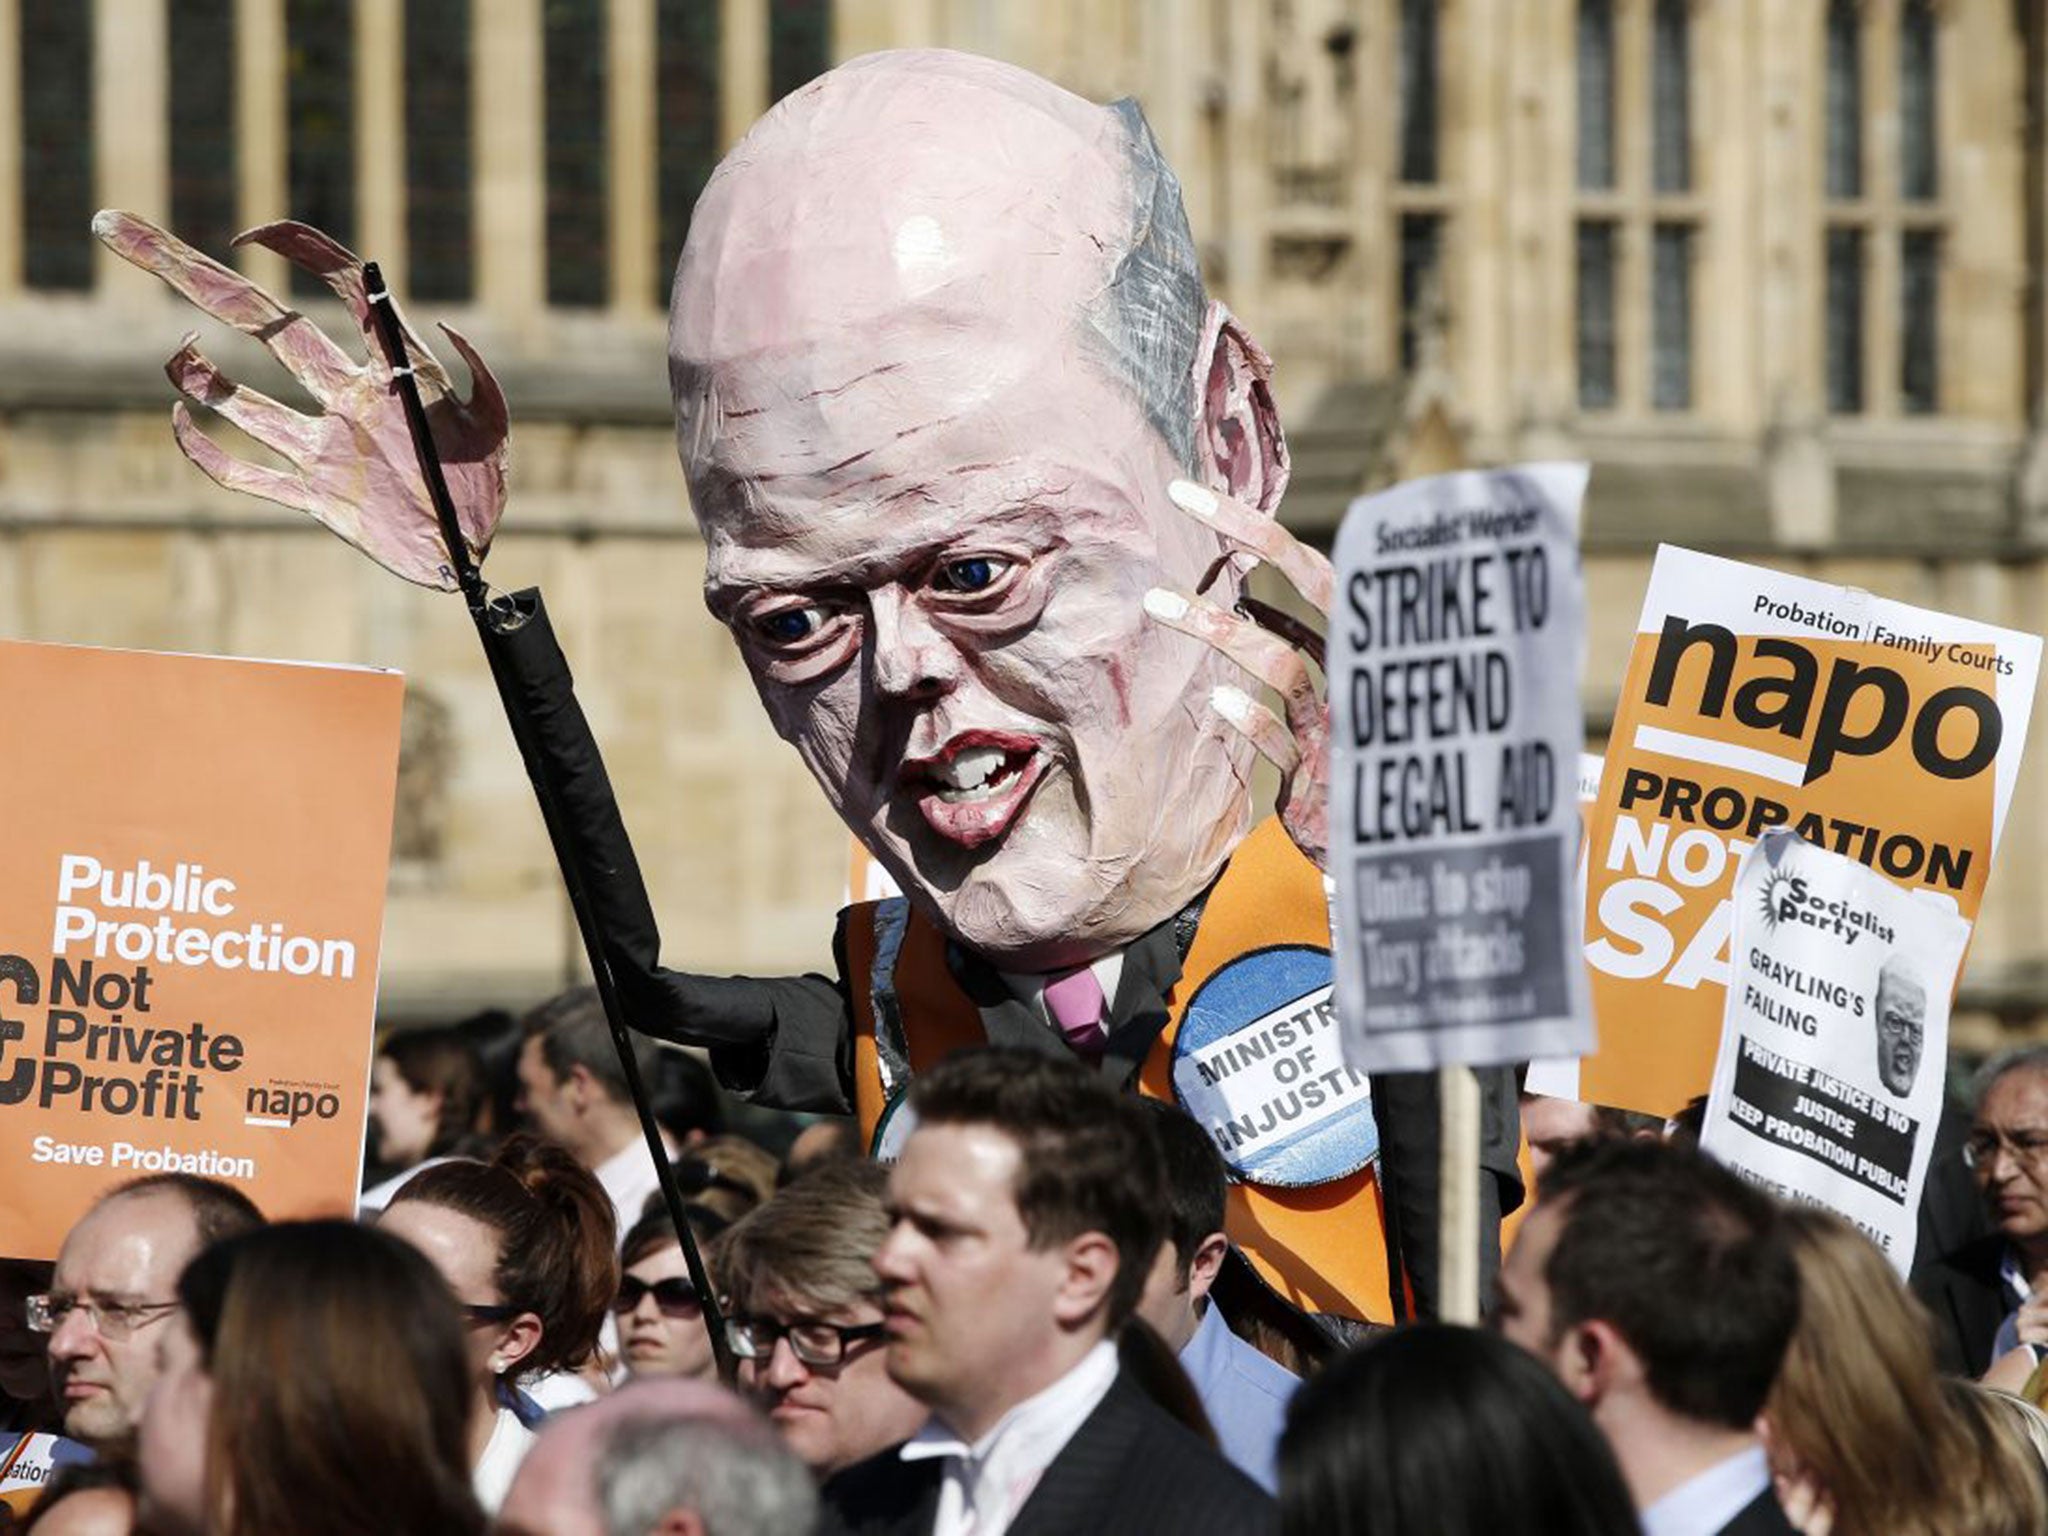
left=0, top=641, right=401, bottom=1258
left=1579, top=548, right=2040, bottom=1116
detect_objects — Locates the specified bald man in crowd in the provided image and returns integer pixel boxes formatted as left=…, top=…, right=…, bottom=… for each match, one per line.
left=39, top=1174, right=262, bottom=1450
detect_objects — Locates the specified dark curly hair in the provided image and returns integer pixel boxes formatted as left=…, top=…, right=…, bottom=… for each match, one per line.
left=1534, top=1138, right=1799, bottom=1428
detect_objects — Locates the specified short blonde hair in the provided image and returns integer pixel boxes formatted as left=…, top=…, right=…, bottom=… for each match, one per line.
left=713, top=1160, right=890, bottom=1316
left=1943, top=1381, right=2048, bottom=1536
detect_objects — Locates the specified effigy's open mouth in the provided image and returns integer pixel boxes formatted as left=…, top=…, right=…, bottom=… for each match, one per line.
left=899, top=730, right=1048, bottom=848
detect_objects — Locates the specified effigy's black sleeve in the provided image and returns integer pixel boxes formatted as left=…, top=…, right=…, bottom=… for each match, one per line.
left=476, top=588, right=857, bottom=1114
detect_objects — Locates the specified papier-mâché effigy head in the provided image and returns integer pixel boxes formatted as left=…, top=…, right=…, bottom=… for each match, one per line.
left=668, top=49, right=1291, bottom=971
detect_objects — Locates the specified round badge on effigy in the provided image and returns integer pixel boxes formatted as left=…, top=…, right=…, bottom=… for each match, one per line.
left=869, top=1091, right=917, bottom=1164
left=1170, top=944, right=1379, bottom=1187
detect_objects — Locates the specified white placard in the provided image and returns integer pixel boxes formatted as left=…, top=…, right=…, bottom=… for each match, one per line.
left=1330, top=464, right=1595, bottom=1073
left=1700, top=828, right=1970, bottom=1274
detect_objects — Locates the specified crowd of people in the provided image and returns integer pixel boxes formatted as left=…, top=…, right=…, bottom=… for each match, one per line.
left=21, top=18, right=2045, bottom=1531
left=5, top=987, right=2048, bottom=1535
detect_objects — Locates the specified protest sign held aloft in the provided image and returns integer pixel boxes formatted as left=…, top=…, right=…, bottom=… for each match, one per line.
left=1580, top=549, right=2039, bottom=1116
left=1, top=1430, right=68, bottom=1518
left=1522, top=752, right=1606, bottom=1103
left=1701, top=828, right=1969, bottom=1274
left=1330, top=463, right=1595, bottom=1074
left=0, top=641, right=400, bottom=1258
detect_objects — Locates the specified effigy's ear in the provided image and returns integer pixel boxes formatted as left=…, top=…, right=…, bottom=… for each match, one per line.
left=1190, top=300, right=1290, bottom=519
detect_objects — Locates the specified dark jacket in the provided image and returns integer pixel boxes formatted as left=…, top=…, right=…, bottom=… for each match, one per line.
left=1719, top=1487, right=1799, bottom=1536
left=1913, top=1232, right=2011, bottom=1377
left=818, top=1373, right=1276, bottom=1536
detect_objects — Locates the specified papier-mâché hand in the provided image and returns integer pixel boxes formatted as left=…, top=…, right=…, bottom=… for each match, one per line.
left=1145, top=478, right=1335, bottom=872
left=93, top=210, right=508, bottom=591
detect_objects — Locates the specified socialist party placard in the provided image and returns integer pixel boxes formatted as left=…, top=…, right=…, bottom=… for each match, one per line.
left=1580, top=548, right=2040, bottom=1116
left=0, top=640, right=401, bottom=1257
left=1701, top=830, right=1969, bottom=1273
left=1330, top=463, right=1594, bottom=1072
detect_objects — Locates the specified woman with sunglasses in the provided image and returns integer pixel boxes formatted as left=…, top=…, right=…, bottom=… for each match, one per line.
left=614, top=1207, right=726, bottom=1382
left=377, top=1135, right=616, bottom=1515
left=711, top=1161, right=927, bottom=1480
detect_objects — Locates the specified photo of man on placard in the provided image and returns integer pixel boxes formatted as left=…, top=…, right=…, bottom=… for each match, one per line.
left=1874, top=953, right=1929, bottom=1100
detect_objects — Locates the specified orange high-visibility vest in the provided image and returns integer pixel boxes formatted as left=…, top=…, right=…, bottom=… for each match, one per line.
left=844, top=818, right=1399, bottom=1324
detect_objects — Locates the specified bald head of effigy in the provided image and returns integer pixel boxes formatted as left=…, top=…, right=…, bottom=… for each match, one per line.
left=668, top=49, right=1289, bottom=969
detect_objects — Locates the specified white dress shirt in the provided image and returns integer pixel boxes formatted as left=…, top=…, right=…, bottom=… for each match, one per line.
left=471, top=1403, right=537, bottom=1515
left=899, top=1341, right=1120, bottom=1536
left=1640, top=1444, right=1772, bottom=1536
left=593, top=1128, right=676, bottom=1238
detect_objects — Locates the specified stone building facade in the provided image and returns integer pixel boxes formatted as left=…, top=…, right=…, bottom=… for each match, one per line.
left=2, top=1, right=2046, bottom=1048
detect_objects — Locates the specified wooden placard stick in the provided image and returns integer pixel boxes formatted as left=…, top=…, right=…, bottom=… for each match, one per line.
left=1437, top=1063, right=1482, bottom=1324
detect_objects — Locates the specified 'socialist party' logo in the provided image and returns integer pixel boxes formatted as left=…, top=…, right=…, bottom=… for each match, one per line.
left=1757, top=855, right=1896, bottom=951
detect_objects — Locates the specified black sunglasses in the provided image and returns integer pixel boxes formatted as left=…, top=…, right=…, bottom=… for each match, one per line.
left=671, top=1158, right=756, bottom=1201
left=613, top=1275, right=702, bottom=1317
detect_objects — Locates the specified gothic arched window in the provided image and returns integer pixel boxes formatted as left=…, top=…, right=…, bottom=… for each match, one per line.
left=286, top=0, right=355, bottom=297
left=1823, top=0, right=1861, bottom=200
left=170, top=0, right=238, bottom=267
left=544, top=0, right=609, bottom=308
left=406, top=0, right=473, bottom=302
left=1898, top=0, right=1937, bottom=202
left=21, top=0, right=93, bottom=291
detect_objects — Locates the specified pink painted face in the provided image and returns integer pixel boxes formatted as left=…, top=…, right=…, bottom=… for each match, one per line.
left=671, top=52, right=1263, bottom=969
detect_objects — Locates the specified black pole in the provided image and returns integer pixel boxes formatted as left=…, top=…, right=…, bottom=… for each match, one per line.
left=360, top=263, right=735, bottom=1384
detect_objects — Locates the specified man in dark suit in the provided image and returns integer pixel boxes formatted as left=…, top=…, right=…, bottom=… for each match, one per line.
left=1494, top=1141, right=1800, bottom=1536
left=821, top=1048, right=1273, bottom=1536
left=1914, top=1049, right=2048, bottom=1376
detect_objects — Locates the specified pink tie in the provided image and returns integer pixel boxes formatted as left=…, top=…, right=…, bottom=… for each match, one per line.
left=1043, top=965, right=1108, bottom=1058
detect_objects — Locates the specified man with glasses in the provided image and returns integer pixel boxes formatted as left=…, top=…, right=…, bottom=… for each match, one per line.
left=714, top=1160, right=925, bottom=1481
left=31, top=1173, right=261, bottom=1449
left=1873, top=953, right=1929, bottom=1100
left=1919, top=1046, right=2048, bottom=1374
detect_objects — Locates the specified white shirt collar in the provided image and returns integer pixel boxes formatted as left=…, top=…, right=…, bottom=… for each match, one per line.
left=2002, top=1244, right=2032, bottom=1308
left=1640, top=1444, right=1772, bottom=1536
left=899, top=1341, right=1120, bottom=1536
left=471, top=1403, right=537, bottom=1515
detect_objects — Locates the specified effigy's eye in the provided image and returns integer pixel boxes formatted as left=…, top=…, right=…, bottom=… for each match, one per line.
left=754, top=606, right=824, bottom=645
left=934, top=556, right=1007, bottom=594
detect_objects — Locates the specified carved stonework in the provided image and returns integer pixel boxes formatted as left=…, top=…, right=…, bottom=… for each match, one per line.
left=1265, top=0, right=1357, bottom=213
left=393, top=687, right=455, bottom=870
